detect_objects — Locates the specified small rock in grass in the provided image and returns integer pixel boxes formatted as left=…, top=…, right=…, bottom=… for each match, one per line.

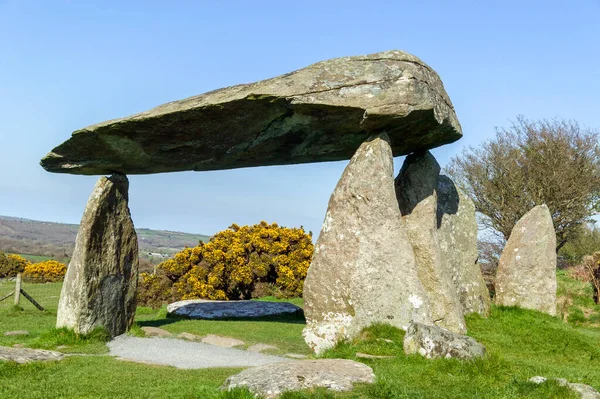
left=355, top=352, right=395, bottom=359
left=284, top=353, right=307, bottom=359
left=141, top=327, right=172, bottom=338
left=222, top=359, right=375, bottom=398
left=403, top=322, right=486, bottom=360
left=201, top=334, right=244, bottom=347
left=12, top=344, right=24, bottom=348
left=4, top=330, right=28, bottom=337
left=177, top=332, right=201, bottom=341
left=376, top=338, right=395, bottom=344
left=530, top=376, right=600, bottom=399
left=247, top=343, right=278, bottom=353
left=0, top=346, right=64, bottom=363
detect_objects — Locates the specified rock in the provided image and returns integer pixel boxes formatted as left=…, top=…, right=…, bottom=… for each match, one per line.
left=3, top=330, right=29, bottom=336
left=529, top=376, right=600, bottom=399
left=167, top=299, right=301, bottom=319
left=222, top=359, right=375, bottom=398
left=569, top=383, right=600, bottom=399
left=56, top=174, right=139, bottom=337
left=201, top=334, right=245, bottom=348
left=303, top=133, right=432, bottom=354
left=396, top=152, right=466, bottom=333
left=495, top=204, right=557, bottom=315
left=141, top=326, right=172, bottom=338
left=247, top=343, right=278, bottom=353
left=437, top=175, right=491, bottom=316
left=177, top=332, right=201, bottom=341
left=403, top=322, right=486, bottom=360
left=355, top=352, right=395, bottom=359
left=284, top=353, right=308, bottom=359
left=0, top=346, right=64, bottom=363
left=41, top=50, right=461, bottom=176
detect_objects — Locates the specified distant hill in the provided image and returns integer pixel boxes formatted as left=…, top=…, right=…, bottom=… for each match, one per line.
left=0, top=215, right=211, bottom=261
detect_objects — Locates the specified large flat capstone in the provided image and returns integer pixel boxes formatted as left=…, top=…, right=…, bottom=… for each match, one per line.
left=41, top=50, right=461, bottom=175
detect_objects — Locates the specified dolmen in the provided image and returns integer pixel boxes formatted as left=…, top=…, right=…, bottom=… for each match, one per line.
left=41, top=50, right=492, bottom=346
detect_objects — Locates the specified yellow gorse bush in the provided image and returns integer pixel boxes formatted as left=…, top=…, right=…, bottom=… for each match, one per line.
left=138, top=221, right=314, bottom=307
left=0, top=252, right=31, bottom=278
left=23, top=260, right=67, bottom=283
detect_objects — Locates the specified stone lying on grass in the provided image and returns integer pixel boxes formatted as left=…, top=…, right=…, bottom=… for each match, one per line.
left=201, top=334, right=245, bottom=348
left=3, top=330, right=29, bottom=336
left=529, top=376, right=600, bottom=399
left=247, top=343, right=278, bottom=353
left=167, top=299, right=301, bottom=319
left=403, top=322, right=485, bottom=360
left=177, top=332, right=202, bottom=341
left=0, top=346, right=64, bottom=363
left=141, top=326, right=172, bottom=338
left=222, top=359, right=375, bottom=398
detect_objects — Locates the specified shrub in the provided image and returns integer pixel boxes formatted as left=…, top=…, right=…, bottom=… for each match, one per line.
left=0, top=253, right=30, bottom=278
left=582, top=253, right=600, bottom=304
left=23, top=260, right=67, bottom=283
left=138, top=221, right=314, bottom=307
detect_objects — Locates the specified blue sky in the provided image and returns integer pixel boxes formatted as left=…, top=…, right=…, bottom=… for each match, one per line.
left=1, top=0, right=599, bottom=237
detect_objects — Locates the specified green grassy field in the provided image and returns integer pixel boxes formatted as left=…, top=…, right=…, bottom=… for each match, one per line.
left=1, top=274, right=599, bottom=398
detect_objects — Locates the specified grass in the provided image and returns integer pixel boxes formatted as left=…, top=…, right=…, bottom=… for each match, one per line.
left=556, top=269, right=600, bottom=326
left=0, top=273, right=599, bottom=398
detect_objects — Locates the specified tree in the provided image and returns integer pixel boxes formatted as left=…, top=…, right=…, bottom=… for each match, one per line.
left=446, top=117, right=600, bottom=251
left=559, top=223, right=600, bottom=266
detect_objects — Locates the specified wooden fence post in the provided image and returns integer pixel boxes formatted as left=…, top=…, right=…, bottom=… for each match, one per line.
left=13, top=273, right=22, bottom=306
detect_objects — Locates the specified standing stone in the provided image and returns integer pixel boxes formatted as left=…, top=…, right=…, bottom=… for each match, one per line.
left=437, top=175, right=491, bottom=316
left=303, top=133, right=432, bottom=354
left=495, top=204, right=557, bottom=315
left=56, top=174, right=139, bottom=337
left=395, top=152, right=466, bottom=334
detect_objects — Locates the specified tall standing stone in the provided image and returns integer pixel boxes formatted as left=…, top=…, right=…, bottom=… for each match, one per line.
left=495, top=204, right=557, bottom=315
left=303, top=133, right=432, bottom=354
left=395, top=152, right=466, bottom=334
left=56, top=174, right=139, bottom=337
left=437, top=175, right=491, bottom=316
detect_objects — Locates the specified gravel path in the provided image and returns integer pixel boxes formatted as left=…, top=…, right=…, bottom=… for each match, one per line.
left=107, top=335, right=288, bottom=369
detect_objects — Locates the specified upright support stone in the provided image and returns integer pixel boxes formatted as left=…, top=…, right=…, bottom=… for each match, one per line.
left=56, top=174, right=139, bottom=337
left=303, top=133, right=432, bottom=354
left=437, top=175, right=491, bottom=316
left=495, top=204, right=557, bottom=315
left=395, top=152, right=466, bottom=334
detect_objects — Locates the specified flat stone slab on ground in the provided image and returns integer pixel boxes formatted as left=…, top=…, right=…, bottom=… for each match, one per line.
left=201, top=334, right=245, bottom=348
left=3, top=330, right=29, bottom=336
left=177, top=332, right=202, bottom=341
left=0, top=346, right=64, bottom=363
left=247, top=343, right=278, bottom=353
left=167, top=299, right=301, bottom=319
left=222, top=359, right=375, bottom=398
left=107, top=335, right=286, bottom=369
left=141, top=326, right=172, bottom=338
